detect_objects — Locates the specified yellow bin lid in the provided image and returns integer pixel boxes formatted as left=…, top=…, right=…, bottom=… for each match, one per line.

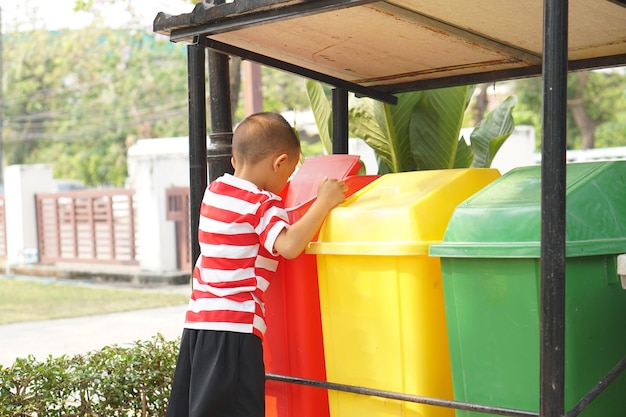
left=308, top=168, right=500, bottom=256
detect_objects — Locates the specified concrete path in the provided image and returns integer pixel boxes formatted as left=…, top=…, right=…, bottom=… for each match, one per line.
left=0, top=304, right=188, bottom=367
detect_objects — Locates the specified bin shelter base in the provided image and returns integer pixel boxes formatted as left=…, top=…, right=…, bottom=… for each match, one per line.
left=263, top=154, right=377, bottom=417
left=309, top=168, right=501, bottom=417
left=431, top=162, right=626, bottom=417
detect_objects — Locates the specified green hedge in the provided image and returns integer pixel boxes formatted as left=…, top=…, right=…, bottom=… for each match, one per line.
left=0, top=334, right=179, bottom=417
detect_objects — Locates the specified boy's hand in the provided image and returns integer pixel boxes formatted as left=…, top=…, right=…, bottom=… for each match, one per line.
left=273, top=176, right=348, bottom=259
left=316, top=177, right=348, bottom=210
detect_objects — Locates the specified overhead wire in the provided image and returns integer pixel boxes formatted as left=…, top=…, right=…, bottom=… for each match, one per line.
left=3, top=26, right=189, bottom=144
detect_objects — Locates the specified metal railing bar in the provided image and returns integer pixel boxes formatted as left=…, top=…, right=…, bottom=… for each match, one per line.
left=564, top=355, right=626, bottom=417
left=265, top=373, right=539, bottom=417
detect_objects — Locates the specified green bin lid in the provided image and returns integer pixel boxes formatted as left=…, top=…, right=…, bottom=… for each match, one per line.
left=429, top=161, right=626, bottom=258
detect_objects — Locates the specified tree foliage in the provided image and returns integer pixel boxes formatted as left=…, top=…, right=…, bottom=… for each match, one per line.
left=512, top=69, right=626, bottom=150
left=260, top=68, right=311, bottom=116
left=3, top=27, right=188, bottom=186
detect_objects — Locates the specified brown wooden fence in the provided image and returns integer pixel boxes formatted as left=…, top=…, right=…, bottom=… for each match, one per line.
left=36, top=189, right=139, bottom=265
left=166, top=186, right=191, bottom=272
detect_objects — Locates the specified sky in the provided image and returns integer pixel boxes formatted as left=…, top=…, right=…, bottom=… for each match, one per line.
left=0, top=0, right=193, bottom=32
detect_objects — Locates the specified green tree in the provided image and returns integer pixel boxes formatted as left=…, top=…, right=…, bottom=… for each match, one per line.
left=568, top=70, right=626, bottom=149
left=513, top=69, right=626, bottom=150
left=3, top=27, right=188, bottom=186
left=261, top=68, right=311, bottom=114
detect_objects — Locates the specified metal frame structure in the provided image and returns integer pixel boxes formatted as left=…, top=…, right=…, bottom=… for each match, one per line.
left=154, top=1, right=626, bottom=415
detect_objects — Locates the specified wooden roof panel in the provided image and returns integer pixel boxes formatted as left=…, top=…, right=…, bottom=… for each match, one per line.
left=154, top=0, right=626, bottom=92
left=389, top=0, right=545, bottom=55
left=211, top=4, right=531, bottom=86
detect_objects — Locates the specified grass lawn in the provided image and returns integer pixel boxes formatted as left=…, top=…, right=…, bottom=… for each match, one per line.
left=0, top=278, right=190, bottom=325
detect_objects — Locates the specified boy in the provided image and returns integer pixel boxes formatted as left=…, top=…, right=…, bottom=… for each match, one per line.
left=166, top=112, right=348, bottom=417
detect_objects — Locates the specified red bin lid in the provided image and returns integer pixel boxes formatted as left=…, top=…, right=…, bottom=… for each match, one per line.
left=281, top=154, right=362, bottom=208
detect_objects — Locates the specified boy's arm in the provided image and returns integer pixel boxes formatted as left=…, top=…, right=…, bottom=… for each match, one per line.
left=273, top=177, right=347, bottom=259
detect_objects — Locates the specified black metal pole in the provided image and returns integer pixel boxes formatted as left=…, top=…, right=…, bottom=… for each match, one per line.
left=540, top=0, right=568, bottom=416
left=187, top=42, right=208, bottom=273
left=331, top=87, right=349, bottom=154
left=207, top=47, right=234, bottom=182
left=206, top=0, right=234, bottom=183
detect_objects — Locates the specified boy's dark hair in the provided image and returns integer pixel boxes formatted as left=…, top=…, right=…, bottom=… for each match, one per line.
left=232, top=112, right=301, bottom=165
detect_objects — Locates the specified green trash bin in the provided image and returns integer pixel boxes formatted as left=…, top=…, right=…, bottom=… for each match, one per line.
left=430, top=161, right=626, bottom=417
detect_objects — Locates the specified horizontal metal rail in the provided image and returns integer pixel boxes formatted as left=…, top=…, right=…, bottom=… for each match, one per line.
left=200, top=38, right=398, bottom=105
left=266, top=373, right=538, bottom=417
left=268, top=353, right=626, bottom=417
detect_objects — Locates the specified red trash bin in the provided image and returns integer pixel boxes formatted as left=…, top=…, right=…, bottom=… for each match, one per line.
left=263, top=154, right=378, bottom=417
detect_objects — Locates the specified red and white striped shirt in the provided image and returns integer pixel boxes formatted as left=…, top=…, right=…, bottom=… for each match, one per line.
left=184, top=174, right=290, bottom=340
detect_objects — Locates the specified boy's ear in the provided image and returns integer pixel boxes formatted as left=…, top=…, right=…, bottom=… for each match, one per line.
left=230, top=156, right=236, bottom=169
left=273, top=153, right=289, bottom=172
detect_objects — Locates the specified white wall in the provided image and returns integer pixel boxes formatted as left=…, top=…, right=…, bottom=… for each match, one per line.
left=127, top=137, right=191, bottom=272
left=461, top=125, right=537, bottom=173
left=4, top=164, right=54, bottom=265
left=491, top=125, right=537, bottom=173
left=535, top=145, right=626, bottom=164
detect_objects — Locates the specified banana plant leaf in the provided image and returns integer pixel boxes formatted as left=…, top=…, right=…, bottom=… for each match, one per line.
left=410, top=85, right=474, bottom=170
left=348, top=91, right=422, bottom=172
left=470, top=95, right=518, bottom=168
left=305, top=80, right=332, bottom=154
left=454, top=136, right=474, bottom=168
left=306, top=80, right=516, bottom=173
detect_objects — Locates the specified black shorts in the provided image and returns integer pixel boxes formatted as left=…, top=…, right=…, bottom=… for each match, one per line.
left=166, top=329, right=265, bottom=417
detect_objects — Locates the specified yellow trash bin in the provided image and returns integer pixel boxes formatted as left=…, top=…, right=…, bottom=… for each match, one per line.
left=307, top=168, right=500, bottom=417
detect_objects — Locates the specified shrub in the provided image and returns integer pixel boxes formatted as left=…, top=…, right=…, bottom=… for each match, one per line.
left=0, top=334, right=179, bottom=417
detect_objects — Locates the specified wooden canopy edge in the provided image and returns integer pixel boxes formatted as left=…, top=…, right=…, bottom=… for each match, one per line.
left=154, top=0, right=376, bottom=38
